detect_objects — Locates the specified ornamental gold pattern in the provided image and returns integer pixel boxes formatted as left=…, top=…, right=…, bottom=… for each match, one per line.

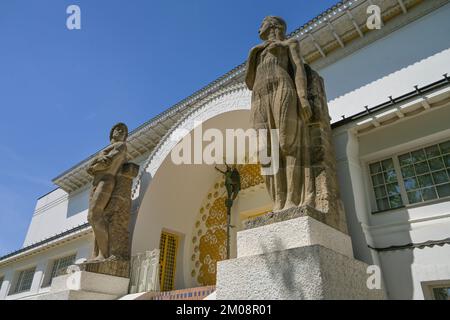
left=237, top=164, right=265, bottom=189
left=191, top=164, right=264, bottom=286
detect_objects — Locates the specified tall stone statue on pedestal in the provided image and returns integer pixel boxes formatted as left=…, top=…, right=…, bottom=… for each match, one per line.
left=216, top=16, right=385, bottom=300
left=84, top=123, right=139, bottom=277
left=245, top=16, right=347, bottom=234
left=38, top=124, right=139, bottom=299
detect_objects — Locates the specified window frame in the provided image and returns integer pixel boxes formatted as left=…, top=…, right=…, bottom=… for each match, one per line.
left=431, top=285, right=450, bottom=300
left=368, top=157, right=405, bottom=212
left=367, top=137, right=450, bottom=213
left=422, top=280, right=450, bottom=300
left=43, top=253, right=77, bottom=287
left=10, top=267, right=36, bottom=295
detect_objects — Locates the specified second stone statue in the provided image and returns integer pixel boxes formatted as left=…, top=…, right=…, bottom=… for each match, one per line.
left=245, top=16, right=347, bottom=234
left=83, top=123, right=139, bottom=277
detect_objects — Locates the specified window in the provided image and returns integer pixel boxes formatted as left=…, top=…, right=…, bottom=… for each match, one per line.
left=432, top=286, right=450, bottom=300
left=369, top=158, right=403, bottom=211
left=159, top=231, right=179, bottom=292
left=0, top=276, right=4, bottom=291
left=399, top=141, right=450, bottom=204
left=370, top=139, right=450, bottom=212
left=11, top=267, right=35, bottom=294
left=46, top=254, right=76, bottom=286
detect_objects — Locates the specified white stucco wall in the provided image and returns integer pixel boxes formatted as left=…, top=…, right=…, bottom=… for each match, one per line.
left=341, top=101, right=450, bottom=299
left=321, top=2, right=450, bottom=123
left=0, top=235, right=92, bottom=300
left=23, top=188, right=89, bottom=247
left=317, top=4, right=450, bottom=299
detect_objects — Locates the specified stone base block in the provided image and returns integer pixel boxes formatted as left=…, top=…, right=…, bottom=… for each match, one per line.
left=35, top=271, right=129, bottom=300
left=237, top=216, right=353, bottom=258
left=243, top=205, right=347, bottom=235
left=216, top=245, right=385, bottom=300
left=82, top=259, right=130, bottom=278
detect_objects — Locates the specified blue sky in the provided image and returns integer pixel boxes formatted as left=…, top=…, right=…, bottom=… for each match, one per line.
left=0, top=0, right=338, bottom=256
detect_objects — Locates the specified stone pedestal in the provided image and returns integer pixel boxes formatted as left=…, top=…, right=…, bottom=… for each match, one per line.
left=82, top=259, right=130, bottom=278
left=33, top=271, right=129, bottom=300
left=238, top=215, right=353, bottom=259
left=243, top=205, right=347, bottom=235
left=216, top=211, right=385, bottom=300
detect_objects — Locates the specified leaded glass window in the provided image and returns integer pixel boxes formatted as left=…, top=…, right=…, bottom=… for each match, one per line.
left=432, top=286, right=450, bottom=300
left=46, top=254, right=76, bottom=286
left=369, top=139, right=450, bottom=212
left=369, top=158, right=403, bottom=211
left=399, top=141, right=450, bottom=204
left=11, top=267, right=35, bottom=294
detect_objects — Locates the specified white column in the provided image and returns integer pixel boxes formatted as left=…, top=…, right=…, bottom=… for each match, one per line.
left=30, top=260, right=48, bottom=294
left=334, top=127, right=389, bottom=297
left=333, top=128, right=374, bottom=263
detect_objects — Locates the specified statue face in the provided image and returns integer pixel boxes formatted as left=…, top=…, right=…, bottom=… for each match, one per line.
left=259, top=17, right=286, bottom=41
left=112, top=126, right=126, bottom=142
left=258, top=18, right=272, bottom=40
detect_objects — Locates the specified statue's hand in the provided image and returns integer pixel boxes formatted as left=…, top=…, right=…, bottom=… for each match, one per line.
left=88, top=156, right=111, bottom=174
left=266, top=40, right=284, bottom=51
left=99, top=156, right=111, bottom=165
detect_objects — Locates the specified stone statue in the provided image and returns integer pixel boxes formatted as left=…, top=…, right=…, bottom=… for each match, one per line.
left=245, top=16, right=347, bottom=233
left=86, top=123, right=139, bottom=272
left=87, top=123, right=129, bottom=261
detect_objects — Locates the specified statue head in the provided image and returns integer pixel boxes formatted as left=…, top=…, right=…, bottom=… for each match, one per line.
left=259, top=16, right=287, bottom=41
left=110, top=123, right=128, bottom=142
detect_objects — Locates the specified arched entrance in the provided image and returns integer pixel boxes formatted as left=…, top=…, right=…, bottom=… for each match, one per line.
left=130, top=85, right=272, bottom=290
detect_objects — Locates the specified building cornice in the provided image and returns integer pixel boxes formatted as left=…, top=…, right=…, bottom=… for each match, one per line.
left=332, top=75, right=450, bottom=134
left=0, top=223, right=92, bottom=267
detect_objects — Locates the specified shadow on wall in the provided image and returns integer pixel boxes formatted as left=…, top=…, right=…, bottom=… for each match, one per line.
left=333, top=130, right=414, bottom=299
left=372, top=215, right=415, bottom=300
left=320, top=3, right=450, bottom=101
left=129, top=171, right=153, bottom=242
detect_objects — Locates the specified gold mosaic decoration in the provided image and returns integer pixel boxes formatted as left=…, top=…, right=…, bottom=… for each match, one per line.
left=190, top=164, right=264, bottom=286
left=237, top=164, right=265, bottom=189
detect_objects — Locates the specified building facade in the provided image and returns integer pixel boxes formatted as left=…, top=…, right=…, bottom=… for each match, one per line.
left=1, top=0, right=450, bottom=300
